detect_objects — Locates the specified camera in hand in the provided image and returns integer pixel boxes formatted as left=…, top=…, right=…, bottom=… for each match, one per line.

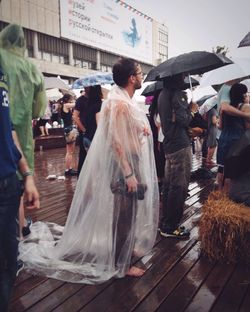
left=110, top=178, right=147, bottom=200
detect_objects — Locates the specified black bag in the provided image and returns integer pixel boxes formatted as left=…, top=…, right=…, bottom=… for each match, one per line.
left=190, top=167, right=215, bottom=180
left=110, top=178, right=147, bottom=200
left=64, top=125, right=73, bottom=134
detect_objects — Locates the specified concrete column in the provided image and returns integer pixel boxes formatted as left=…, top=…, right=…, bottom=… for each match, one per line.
left=33, top=32, right=39, bottom=59
left=96, top=50, right=101, bottom=70
left=69, top=42, right=74, bottom=66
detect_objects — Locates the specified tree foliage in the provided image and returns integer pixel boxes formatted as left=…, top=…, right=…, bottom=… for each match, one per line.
left=212, top=45, right=229, bottom=56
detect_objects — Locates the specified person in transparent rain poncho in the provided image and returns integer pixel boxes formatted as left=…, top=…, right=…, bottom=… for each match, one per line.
left=19, top=57, right=159, bottom=283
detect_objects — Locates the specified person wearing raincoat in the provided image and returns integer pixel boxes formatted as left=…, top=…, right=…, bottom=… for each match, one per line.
left=0, top=23, right=46, bottom=236
left=19, top=57, right=159, bottom=283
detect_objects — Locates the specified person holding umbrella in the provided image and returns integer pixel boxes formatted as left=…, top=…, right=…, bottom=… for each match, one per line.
left=158, top=74, right=192, bottom=238
left=144, top=51, right=232, bottom=238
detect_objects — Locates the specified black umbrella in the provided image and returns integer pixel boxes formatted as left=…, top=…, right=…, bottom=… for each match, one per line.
left=238, top=32, right=250, bottom=48
left=144, top=51, right=232, bottom=82
left=224, top=130, right=250, bottom=179
left=141, top=77, right=199, bottom=96
left=141, top=81, right=163, bottom=96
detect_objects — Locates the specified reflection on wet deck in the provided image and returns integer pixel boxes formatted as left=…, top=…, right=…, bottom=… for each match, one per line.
left=11, top=147, right=249, bottom=312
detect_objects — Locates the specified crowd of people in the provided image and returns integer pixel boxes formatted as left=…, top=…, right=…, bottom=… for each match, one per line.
left=1, top=22, right=250, bottom=311
left=32, top=85, right=104, bottom=177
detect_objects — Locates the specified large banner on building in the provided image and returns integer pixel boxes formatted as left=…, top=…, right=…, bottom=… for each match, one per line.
left=60, top=0, right=153, bottom=64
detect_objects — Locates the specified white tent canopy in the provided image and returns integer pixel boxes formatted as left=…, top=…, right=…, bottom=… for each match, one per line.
left=44, top=77, right=70, bottom=90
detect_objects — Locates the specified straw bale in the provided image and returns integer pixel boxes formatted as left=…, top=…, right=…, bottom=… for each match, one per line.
left=199, top=191, right=250, bottom=264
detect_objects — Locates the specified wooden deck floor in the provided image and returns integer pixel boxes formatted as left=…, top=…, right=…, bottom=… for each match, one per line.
left=10, top=148, right=250, bottom=312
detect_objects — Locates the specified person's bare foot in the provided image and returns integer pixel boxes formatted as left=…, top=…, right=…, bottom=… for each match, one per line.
left=126, top=266, right=145, bottom=277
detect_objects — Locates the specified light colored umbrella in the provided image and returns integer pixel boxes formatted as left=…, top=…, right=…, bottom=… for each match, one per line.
left=46, top=88, right=75, bottom=101
left=186, top=85, right=217, bottom=103
left=199, top=95, right=218, bottom=116
left=72, top=72, right=113, bottom=89
left=44, top=77, right=70, bottom=90
left=200, top=58, right=250, bottom=87
left=240, top=79, right=250, bottom=91
left=46, top=88, right=63, bottom=101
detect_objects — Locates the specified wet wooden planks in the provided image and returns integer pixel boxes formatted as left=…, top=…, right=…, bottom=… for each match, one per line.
left=10, top=148, right=250, bottom=312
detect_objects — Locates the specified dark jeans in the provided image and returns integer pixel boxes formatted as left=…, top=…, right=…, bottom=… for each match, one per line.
left=0, top=173, right=21, bottom=312
left=161, top=147, right=191, bottom=232
left=83, top=136, right=92, bottom=150
left=77, top=132, right=87, bottom=177
left=112, top=155, right=140, bottom=274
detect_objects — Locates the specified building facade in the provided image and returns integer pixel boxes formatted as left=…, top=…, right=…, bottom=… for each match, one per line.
left=0, top=0, right=168, bottom=83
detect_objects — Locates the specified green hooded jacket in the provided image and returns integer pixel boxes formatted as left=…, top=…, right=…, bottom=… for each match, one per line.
left=0, top=23, right=46, bottom=172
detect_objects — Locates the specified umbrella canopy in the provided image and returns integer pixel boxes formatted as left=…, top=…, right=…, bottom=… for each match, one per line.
left=46, top=88, right=75, bottom=101
left=72, top=72, right=113, bottom=89
left=200, top=58, right=250, bottom=87
left=196, top=94, right=216, bottom=107
left=44, top=77, right=70, bottom=90
left=198, top=95, right=218, bottom=115
left=141, top=77, right=199, bottom=96
left=238, top=31, right=250, bottom=48
left=141, top=81, right=163, bottom=96
left=144, top=51, right=232, bottom=82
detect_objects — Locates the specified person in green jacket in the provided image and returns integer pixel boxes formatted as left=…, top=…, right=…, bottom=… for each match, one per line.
left=0, top=23, right=46, bottom=171
left=0, top=23, right=46, bottom=236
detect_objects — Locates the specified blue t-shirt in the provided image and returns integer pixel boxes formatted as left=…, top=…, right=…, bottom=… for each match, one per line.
left=217, top=84, right=231, bottom=112
left=0, top=69, right=21, bottom=179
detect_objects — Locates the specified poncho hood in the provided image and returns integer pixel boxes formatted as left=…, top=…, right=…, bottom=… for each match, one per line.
left=0, top=23, right=26, bottom=57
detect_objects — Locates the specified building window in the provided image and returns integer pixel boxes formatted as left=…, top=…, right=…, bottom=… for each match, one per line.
left=88, top=62, right=96, bottom=70
left=101, top=65, right=112, bottom=72
left=75, top=59, right=82, bottom=67
left=159, top=31, right=168, bottom=43
left=27, top=47, right=34, bottom=58
left=52, top=54, right=60, bottom=63
left=82, top=61, right=88, bottom=69
left=159, top=44, right=167, bottom=56
left=59, top=55, right=65, bottom=64
left=106, top=66, right=112, bottom=73
left=73, top=44, right=97, bottom=62
left=42, top=52, right=51, bottom=62
left=74, top=59, right=95, bottom=69
left=64, top=56, right=69, bottom=65
left=36, top=50, right=42, bottom=59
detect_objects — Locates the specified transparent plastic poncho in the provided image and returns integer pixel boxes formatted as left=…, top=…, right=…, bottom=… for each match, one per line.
left=19, top=85, right=159, bottom=284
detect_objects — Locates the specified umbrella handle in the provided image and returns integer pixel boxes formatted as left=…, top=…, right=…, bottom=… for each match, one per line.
left=188, top=74, right=193, bottom=100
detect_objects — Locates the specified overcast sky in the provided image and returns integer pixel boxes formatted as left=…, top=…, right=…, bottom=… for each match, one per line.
left=125, top=0, right=250, bottom=59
